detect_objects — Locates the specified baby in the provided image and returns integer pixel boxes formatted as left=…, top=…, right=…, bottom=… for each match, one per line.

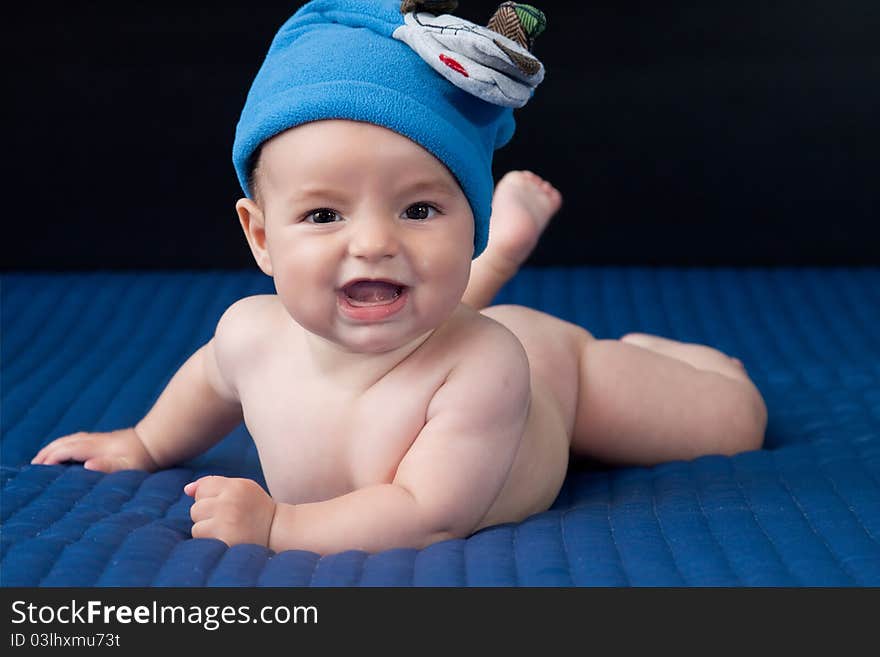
left=32, top=0, right=767, bottom=555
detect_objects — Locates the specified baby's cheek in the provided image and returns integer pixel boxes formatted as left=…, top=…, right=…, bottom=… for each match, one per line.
left=278, top=292, right=333, bottom=336
left=271, top=268, right=333, bottom=327
left=431, top=254, right=471, bottom=303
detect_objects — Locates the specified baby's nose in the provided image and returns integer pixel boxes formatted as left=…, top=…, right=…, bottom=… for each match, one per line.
left=348, top=215, right=400, bottom=260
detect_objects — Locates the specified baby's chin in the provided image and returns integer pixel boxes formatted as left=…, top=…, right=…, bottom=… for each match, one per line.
left=329, top=324, right=437, bottom=355
left=285, top=309, right=428, bottom=355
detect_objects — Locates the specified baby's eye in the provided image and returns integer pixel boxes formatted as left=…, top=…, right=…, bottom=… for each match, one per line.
left=403, top=203, right=438, bottom=221
left=305, top=208, right=342, bottom=224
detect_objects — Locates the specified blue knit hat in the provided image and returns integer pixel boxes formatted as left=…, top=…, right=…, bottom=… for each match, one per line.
left=232, top=0, right=547, bottom=257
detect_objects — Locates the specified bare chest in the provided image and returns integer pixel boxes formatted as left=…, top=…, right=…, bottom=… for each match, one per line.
left=237, top=358, right=444, bottom=504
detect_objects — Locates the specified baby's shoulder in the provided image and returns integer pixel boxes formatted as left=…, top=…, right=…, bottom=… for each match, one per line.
left=439, top=305, right=529, bottom=373
left=422, top=306, right=531, bottom=419
left=212, top=294, right=283, bottom=366
left=215, top=294, right=279, bottom=338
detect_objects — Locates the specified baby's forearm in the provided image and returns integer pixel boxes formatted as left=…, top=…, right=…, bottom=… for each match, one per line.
left=135, top=344, right=243, bottom=468
left=268, top=484, right=456, bottom=555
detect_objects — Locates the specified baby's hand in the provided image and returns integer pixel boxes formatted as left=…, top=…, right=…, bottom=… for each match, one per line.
left=31, top=428, right=159, bottom=472
left=185, top=476, right=277, bottom=548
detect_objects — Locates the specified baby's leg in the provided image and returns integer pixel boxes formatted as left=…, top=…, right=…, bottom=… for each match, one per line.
left=619, top=333, right=751, bottom=383
left=571, top=334, right=767, bottom=465
left=462, top=171, right=562, bottom=310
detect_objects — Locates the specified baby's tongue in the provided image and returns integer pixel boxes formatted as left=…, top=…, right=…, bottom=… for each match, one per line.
left=345, top=281, right=401, bottom=304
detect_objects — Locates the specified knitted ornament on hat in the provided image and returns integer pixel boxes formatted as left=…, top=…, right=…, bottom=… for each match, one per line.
left=232, top=0, right=547, bottom=257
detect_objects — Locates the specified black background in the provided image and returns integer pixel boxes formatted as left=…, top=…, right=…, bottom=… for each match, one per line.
left=5, top=1, right=879, bottom=270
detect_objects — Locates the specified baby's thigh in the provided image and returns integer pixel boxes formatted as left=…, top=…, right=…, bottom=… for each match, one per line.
left=481, top=304, right=592, bottom=429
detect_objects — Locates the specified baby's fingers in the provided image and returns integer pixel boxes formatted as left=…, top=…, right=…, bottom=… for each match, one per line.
left=32, top=434, right=95, bottom=465
left=191, top=519, right=225, bottom=544
left=83, top=456, right=128, bottom=473
left=189, top=497, right=218, bottom=524
left=184, top=475, right=228, bottom=500
left=32, top=433, right=83, bottom=464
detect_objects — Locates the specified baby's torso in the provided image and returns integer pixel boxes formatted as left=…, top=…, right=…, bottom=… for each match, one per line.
left=237, top=334, right=446, bottom=504
left=226, top=296, right=571, bottom=527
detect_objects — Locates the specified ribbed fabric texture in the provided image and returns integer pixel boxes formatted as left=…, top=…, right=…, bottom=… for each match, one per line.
left=2, top=267, right=879, bottom=585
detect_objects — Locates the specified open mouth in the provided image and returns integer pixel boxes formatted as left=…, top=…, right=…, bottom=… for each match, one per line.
left=341, top=280, right=406, bottom=307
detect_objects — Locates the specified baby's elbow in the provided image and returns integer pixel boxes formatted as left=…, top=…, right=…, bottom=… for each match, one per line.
left=394, top=484, right=477, bottom=550
left=721, top=384, right=768, bottom=455
left=413, top=499, right=484, bottom=549
left=419, top=528, right=463, bottom=549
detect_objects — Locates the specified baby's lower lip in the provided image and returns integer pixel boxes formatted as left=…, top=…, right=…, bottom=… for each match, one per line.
left=337, top=287, right=409, bottom=321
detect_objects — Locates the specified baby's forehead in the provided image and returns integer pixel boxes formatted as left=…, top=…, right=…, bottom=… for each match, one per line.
left=259, top=120, right=465, bottom=194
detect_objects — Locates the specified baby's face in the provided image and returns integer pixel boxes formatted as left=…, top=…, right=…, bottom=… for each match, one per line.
left=248, top=120, right=475, bottom=353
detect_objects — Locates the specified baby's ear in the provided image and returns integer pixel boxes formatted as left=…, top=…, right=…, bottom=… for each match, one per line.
left=235, top=198, right=273, bottom=276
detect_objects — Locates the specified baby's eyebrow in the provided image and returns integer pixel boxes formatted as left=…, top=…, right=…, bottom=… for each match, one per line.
left=398, top=178, right=459, bottom=197
left=288, top=186, right=348, bottom=203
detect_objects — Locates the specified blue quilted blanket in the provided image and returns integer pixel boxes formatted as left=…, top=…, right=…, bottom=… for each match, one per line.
left=2, top=267, right=879, bottom=586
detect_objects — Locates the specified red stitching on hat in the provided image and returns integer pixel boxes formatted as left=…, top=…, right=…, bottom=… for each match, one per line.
left=439, top=53, right=468, bottom=77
